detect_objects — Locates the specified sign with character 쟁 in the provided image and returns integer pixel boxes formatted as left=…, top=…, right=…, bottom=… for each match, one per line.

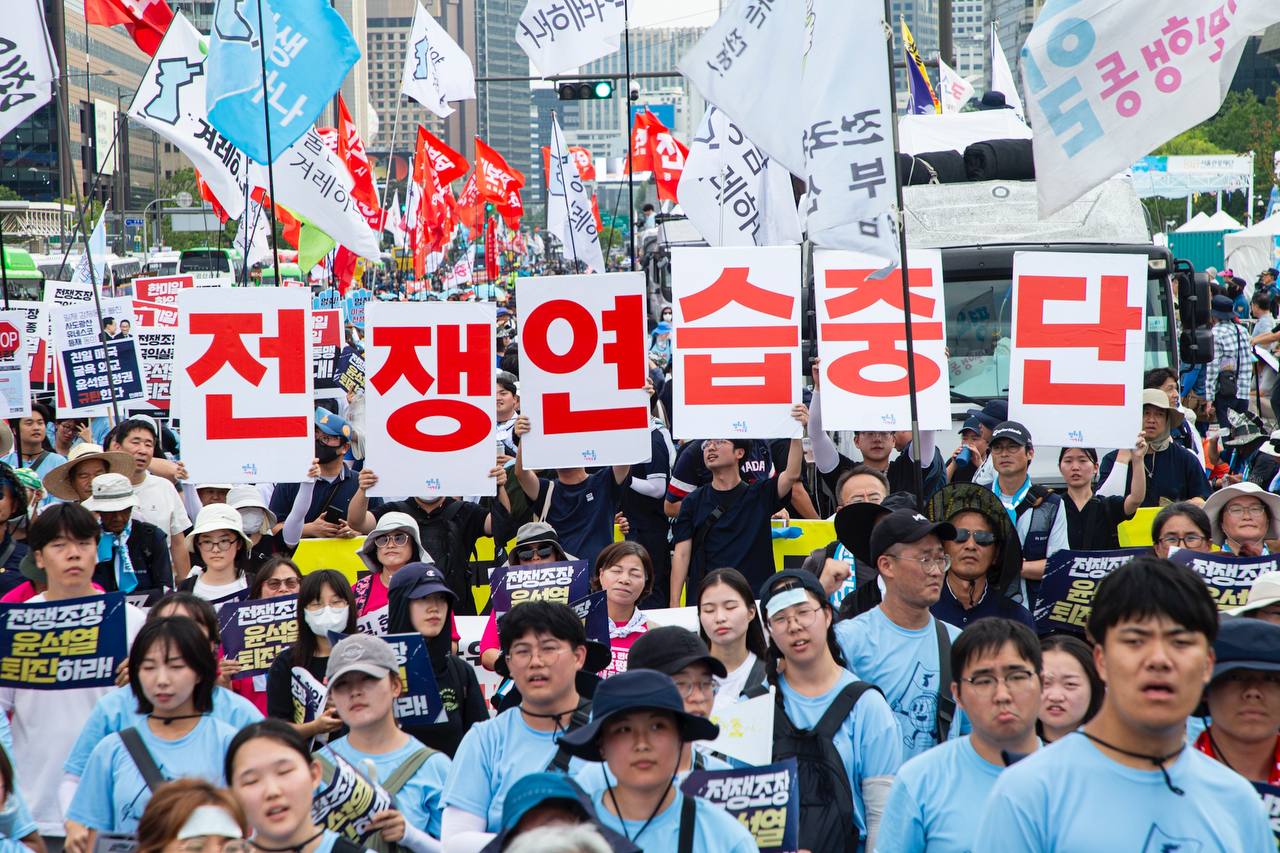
left=218, top=595, right=298, bottom=678
left=0, top=593, right=129, bottom=690
left=681, top=759, right=799, bottom=852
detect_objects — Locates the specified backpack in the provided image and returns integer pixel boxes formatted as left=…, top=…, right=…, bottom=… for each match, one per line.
left=363, top=747, right=438, bottom=853
left=772, top=682, right=878, bottom=853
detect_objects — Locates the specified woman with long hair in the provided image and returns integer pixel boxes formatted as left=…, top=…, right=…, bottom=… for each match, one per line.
left=696, top=568, right=769, bottom=711
left=590, top=542, right=652, bottom=678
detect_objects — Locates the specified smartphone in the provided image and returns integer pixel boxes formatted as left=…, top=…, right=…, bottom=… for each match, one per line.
left=497, top=439, right=508, bottom=458
left=322, top=506, right=344, bottom=525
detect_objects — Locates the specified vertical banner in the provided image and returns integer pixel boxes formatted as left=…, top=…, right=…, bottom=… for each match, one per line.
left=52, top=298, right=145, bottom=414
left=364, top=302, right=495, bottom=499
left=312, top=309, right=343, bottom=391
left=670, top=247, right=802, bottom=440
left=814, top=249, right=950, bottom=431
left=0, top=311, right=30, bottom=418
left=516, top=273, right=651, bottom=469
left=9, top=302, right=52, bottom=392
left=175, top=288, right=313, bottom=482
left=1009, top=252, right=1147, bottom=449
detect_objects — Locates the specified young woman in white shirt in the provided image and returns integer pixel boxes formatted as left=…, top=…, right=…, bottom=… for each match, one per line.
left=180, top=504, right=252, bottom=603
left=695, top=568, right=769, bottom=711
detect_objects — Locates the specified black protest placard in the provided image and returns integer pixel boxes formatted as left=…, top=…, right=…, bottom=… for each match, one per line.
left=681, top=759, right=799, bottom=852
left=1033, top=549, right=1146, bottom=636
left=0, top=592, right=128, bottom=689
left=218, top=595, right=298, bottom=678
left=383, top=633, right=446, bottom=726
left=1168, top=549, right=1276, bottom=612
left=311, top=750, right=394, bottom=842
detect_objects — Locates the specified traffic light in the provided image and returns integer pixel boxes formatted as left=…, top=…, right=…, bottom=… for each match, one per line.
left=558, top=81, right=614, bottom=100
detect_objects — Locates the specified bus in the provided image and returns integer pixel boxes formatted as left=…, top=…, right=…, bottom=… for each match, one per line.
left=0, top=246, right=45, bottom=300
left=179, top=247, right=243, bottom=281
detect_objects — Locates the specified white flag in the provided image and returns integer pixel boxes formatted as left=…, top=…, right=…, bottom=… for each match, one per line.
left=2, top=2, right=57, bottom=142
left=71, top=211, right=108, bottom=286
left=546, top=114, right=605, bottom=273
left=400, top=2, right=475, bottom=118
left=128, top=14, right=249, bottom=220
left=1022, top=1, right=1280, bottom=218
left=516, top=0, right=625, bottom=77
left=234, top=200, right=273, bottom=267
left=384, top=190, right=405, bottom=248
left=989, top=27, right=1024, bottom=122
left=937, top=57, right=974, bottom=114
left=676, top=106, right=801, bottom=248
left=681, top=0, right=897, bottom=263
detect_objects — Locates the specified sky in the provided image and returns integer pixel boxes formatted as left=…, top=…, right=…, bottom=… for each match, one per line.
left=629, top=0, right=721, bottom=29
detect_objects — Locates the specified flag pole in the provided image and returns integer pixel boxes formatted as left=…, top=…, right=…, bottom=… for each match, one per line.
left=622, top=0, right=637, bottom=271
left=881, top=0, right=924, bottom=504
left=377, top=94, right=405, bottom=217
left=254, top=0, right=283, bottom=288
left=550, top=111, right=580, bottom=270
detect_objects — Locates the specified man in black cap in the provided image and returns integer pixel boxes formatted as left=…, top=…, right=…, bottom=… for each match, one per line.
left=945, top=415, right=988, bottom=485
left=1206, top=292, right=1253, bottom=429
left=987, top=421, right=1068, bottom=605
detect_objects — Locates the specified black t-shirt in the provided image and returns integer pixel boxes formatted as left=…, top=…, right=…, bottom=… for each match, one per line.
left=666, top=439, right=774, bottom=502
left=672, top=476, right=785, bottom=594
left=620, top=424, right=674, bottom=532
left=401, top=656, right=489, bottom=757
left=1099, top=446, right=1211, bottom=507
left=265, top=645, right=346, bottom=740
left=1062, top=493, right=1130, bottom=551
left=535, top=470, right=626, bottom=567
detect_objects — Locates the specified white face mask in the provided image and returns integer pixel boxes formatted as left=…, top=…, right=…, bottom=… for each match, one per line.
left=240, top=508, right=266, bottom=536
left=304, top=605, right=349, bottom=636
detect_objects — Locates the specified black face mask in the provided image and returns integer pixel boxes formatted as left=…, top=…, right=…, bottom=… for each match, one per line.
left=315, top=439, right=341, bottom=464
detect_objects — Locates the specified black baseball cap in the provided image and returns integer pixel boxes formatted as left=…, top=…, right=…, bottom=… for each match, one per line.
left=869, top=510, right=957, bottom=566
left=387, top=562, right=455, bottom=601
left=989, top=421, right=1032, bottom=447
left=628, top=626, right=727, bottom=678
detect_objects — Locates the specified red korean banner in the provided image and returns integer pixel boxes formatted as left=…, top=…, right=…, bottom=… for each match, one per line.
left=516, top=273, right=652, bottom=469
left=133, top=275, right=194, bottom=328
left=474, top=137, right=525, bottom=204
left=814, top=249, right=951, bottom=431
left=670, top=248, right=803, bottom=440
left=175, top=288, right=313, bottom=482
left=416, top=128, right=470, bottom=185
left=364, top=302, right=496, bottom=499
left=1009, top=251, right=1147, bottom=449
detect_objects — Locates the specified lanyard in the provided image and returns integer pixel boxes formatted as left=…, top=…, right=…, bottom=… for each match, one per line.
left=995, top=478, right=1032, bottom=526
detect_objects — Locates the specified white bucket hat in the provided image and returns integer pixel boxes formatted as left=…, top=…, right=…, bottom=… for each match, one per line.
left=226, top=485, right=278, bottom=535
left=1225, top=570, right=1280, bottom=616
left=1202, top=481, right=1280, bottom=545
left=357, top=511, right=424, bottom=573
left=186, top=503, right=253, bottom=553
left=81, top=473, right=138, bottom=513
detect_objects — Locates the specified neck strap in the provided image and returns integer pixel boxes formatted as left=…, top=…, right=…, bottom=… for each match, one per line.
left=250, top=829, right=324, bottom=853
left=1078, top=730, right=1185, bottom=795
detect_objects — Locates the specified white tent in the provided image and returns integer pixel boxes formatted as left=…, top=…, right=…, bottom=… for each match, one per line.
left=897, top=110, right=1031, bottom=156
left=1175, top=211, right=1214, bottom=232
left=1224, top=212, right=1280, bottom=279
left=1205, top=210, right=1244, bottom=231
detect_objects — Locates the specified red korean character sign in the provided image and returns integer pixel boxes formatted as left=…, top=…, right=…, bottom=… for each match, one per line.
left=814, top=249, right=950, bottom=431
left=516, top=273, right=652, bottom=469
left=670, top=248, right=802, bottom=440
left=175, top=288, right=313, bottom=482
left=364, top=302, right=496, bottom=499
left=1009, top=252, right=1147, bottom=449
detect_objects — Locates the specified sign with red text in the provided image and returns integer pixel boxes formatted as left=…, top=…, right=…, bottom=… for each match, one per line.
left=0, top=312, right=29, bottom=418
left=814, top=249, right=950, bottom=431
left=671, top=248, right=802, bottom=440
left=516, top=273, right=651, bottom=468
left=312, top=309, right=343, bottom=392
left=175, top=288, right=314, bottom=482
left=364, top=302, right=496, bottom=499
left=8, top=302, right=52, bottom=392
left=1009, top=251, right=1147, bottom=449
left=133, top=275, right=194, bottom=328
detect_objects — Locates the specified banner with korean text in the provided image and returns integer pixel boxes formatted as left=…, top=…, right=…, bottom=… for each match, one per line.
left=671, top=248, right=802, bottom=440
left=218, top=595, right=297, bottom=678
left=814, top=249, right=949, bottom=431
left=491, top=560, right=590, bottom=621
left=681, top=759, right=800, bottom=852
left=53, top=297, right=145, bottom=414
left=0, top=311, right=30, bottom=418
left=131, top=276, right=191, bottom=413
left=1009, top=252, right=1147, bottom=450
left=312, top=750, right=395, bottom=843
left=1034, top=549, right=1146, bottom=636
left=1169, top=549, right=1273, bottom=612
left=382, top=633, right=446, bottom=726
left=175, top=288, right=313, bottom=482
left=364, top=301, right=495, bottom=499
left=9, top=301, right=52, bottom=392
left=0, top=592, right=128, bottom=689
left=516, top=273, right=651, bottom=468
left=312, top=308, right=342, bottom=392
left=133, top=275, right=194, bottom=327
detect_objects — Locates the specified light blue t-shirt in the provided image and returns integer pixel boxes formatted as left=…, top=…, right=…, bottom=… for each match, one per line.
left=314, top=829, right=371, bottom=853
left=442, top=706, right=588, bottom=832
left=573, top=745, right=733, bottom=796
left=835, top=607, right=970, bottom=760
left=66, top=716, right=239, bottom=832
left=323, top=737, right=450, bottom=839
left=877, top=735, right=1017, bottom=853
left=973, top=732, right=1273, bottom=852
left=778, top=670, right=901, bottom=838
left=64, top=684, right=263, bottom=776
left=0, top=712, right=36, bottom=842
left=590, top=788, right=757, bottom=853
left=3, top=451, right=67, bottom=507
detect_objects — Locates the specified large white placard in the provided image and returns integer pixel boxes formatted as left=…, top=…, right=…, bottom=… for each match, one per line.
left=364, top=301, right=496, bottom=500
left=670, top=247, right=802, bottom=440
left=0, top=312, right=30, bottom=418
left=1008, top=251, right=1148, bottom=449
left=814, top=249, right=951, bottom=431
left=175, top=288, right=313, bottom=483
left=516, top=273, right=652, bottom=469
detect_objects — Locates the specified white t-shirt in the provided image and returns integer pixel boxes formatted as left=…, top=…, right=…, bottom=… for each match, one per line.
left=712, top=651, right=758, bottom=714
left=192, top=575, right=248, bottom=603
left=0, top=595, right=145, bottom=836
left=132, top=473, right=191, bottom=538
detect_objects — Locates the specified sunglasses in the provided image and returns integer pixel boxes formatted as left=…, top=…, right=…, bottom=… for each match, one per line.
left=515, top=543, right=558, bottom=562
left=953, top=529, right=996, bottom=546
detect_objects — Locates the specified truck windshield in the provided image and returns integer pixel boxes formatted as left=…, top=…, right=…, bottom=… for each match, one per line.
left=945, top=274, right=1174, bottom=401
left=180, top=250, right=230, bottom=274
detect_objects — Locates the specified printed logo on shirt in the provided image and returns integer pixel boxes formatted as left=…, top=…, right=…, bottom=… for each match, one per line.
left=892, top=662, right=940, bottom=751
left=1141, top=825, right=1203, bottom=853
left=585, top=494, right=594, bottom=503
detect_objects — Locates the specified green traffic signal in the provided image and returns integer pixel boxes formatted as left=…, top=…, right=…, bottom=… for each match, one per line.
left=593, top=81, right=613, bottom=99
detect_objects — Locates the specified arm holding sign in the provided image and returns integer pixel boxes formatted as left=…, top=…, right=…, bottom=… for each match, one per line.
left=1123, top=434, right=1148, bottom=517
left=482, top=465, right=511, bottom=538
left=348, top=468, right=379, bottom=534
left=807, top=365, right=842, bottom=475
left=777, top=405, right=809, bottom=501
left=512, top=416, right=541, bottom=502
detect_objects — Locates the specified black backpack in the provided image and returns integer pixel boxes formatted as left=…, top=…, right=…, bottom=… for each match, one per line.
left=772, top=681, right=878, bottom=853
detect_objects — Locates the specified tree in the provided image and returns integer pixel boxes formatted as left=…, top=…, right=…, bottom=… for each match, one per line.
left=0, top=186, right=19, bottom=201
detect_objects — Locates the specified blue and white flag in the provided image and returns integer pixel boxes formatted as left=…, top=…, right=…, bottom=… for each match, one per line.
left=206, top=0, right=360, bottom=164
left=71, top=211, right=108, bottom=286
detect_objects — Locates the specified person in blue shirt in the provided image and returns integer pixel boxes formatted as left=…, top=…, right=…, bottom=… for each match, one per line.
left=5, top=405, right=66, bottom=510
left=441, top=602, right=607, bottom=848
left=878, top=617, right=1044, bottom=853
left=226, top=720, right=368, bottom=853
left=134, top=778, right=249, bottom=853
left=974, top=556, right=1273, bottom=850
left=835, top=510, right=968, bottom=762
left=759, top=570, right=901, bottom=850
left=65, top=617, right=239, bottom=844
left=0, top=724, right=40, bottom=853
left=321, top=633, right=450, bottom=853
left=556, top=669, right=757, bottom=853
left=481, top=772, right=639, bottom=853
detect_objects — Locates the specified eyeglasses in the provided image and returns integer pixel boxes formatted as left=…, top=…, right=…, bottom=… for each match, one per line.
left=1157, top=533, right=1207, bottom=548
left=672, top=678, right=719, bottom=698
left=198, top=536, right=238, bottom=552
left=505, top=642, right=569, bottom=666
left=767, top=605, right=822, bottom=631
left=953, top=529, right=997, bottom=546
left=515, top=543, right=558, bottom=562
left=961, top=669, right=1038, bottom=693
left=373, top=532, right=411, bottom=548
left=316, top=433, right=344, bottom=447
left=1225, top=503, right=1267, bottom=519
left=888, top=552, right=952, bottom=573
left=262, top=577, right=300, bottom=592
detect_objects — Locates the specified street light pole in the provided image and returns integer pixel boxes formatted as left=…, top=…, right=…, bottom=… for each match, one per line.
left=142, top=196, right=177, bottom=264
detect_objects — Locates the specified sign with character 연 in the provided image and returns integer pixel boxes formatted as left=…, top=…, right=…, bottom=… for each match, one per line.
left=814, top=249, right=950, bottom=431
left=1008, top=251, right=1147, bottom=450
left=175, top=288, right=313, bottom=483
left=671, top=247, right=803, bottom=440
left=364, top=302, right=496, bottom=499
left=515, top=273, right=651, bottom=469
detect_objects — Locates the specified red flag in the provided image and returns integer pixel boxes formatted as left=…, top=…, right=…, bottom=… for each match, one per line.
left=335, top=96, right=383, bottom=232
left=542, top=145, right=595, bottom=184
left=456, top=172, right=484, bottom=236
left=498, top=186, right=523, bottom=230
left=251, top=188, right=301, bottom=248
left=631, top=110, right=686, bottom=203
left=416, top=128, right=470, bottom=185
left=194, top=169, right=229, bottom=224
left=484, top=217, right=500, bottom=282
left=474, top=138, right=525, bottom=204
left=411, top=128, right=447, bottom=279
left=628, top=111, right=660, bottom=173
left=333, top=247, right=359, bottom=293
left=84, top=0, right=173, bottom=55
